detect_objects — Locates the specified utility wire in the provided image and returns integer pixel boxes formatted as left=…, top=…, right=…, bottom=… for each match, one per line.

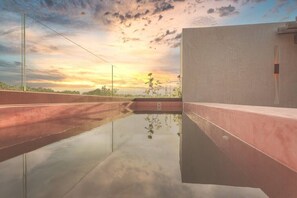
left=1, top=7, right=112, bottom=65
left=27, top=15, right=111, bottom=64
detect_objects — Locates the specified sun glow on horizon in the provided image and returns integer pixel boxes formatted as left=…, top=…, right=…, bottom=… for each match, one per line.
left=1, top=0, right=296, bottom=94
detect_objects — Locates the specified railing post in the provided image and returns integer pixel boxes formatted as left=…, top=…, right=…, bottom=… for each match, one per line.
left=111, top=65, right=114, bottom=97
left=21, top=13, right=26, bottom=91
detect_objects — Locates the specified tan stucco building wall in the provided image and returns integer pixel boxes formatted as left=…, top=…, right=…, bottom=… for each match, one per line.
left=182, top=22, right=297, bottom=107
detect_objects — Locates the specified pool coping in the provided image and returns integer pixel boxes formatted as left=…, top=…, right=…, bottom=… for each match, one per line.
left=184, top=102, right=297, bottom=174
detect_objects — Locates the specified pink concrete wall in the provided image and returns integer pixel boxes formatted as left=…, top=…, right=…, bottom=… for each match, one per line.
left=184, top=102, right=297, bottom=174
left=0, top=91, right=182, bottom=129
left=0, top=102, right=131, bottom=129
left=130, top=101, right=182, bottom=112
left=0, top=90, right=131, bottom=104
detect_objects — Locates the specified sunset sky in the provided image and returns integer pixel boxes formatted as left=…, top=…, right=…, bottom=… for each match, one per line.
left=0, top=0, right=296, bottom=93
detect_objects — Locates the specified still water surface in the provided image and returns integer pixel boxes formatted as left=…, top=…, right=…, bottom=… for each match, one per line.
left=0, top=114, right=267, bottom=198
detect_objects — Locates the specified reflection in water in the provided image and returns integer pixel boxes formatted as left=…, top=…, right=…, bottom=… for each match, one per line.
left=182, top=113, right=297, bottom=198
left=0, top=114, right=274, bottom=198
left=23, top=154, right=27, bottom=198
left=144, top=114, right=181, bottom=139
left=64, top=114, right=266, bottom=198
left=144, top=114, right=162, bottom=139
left=173, top=114, right=182, bottom=136
left=0, top=156, right=23, bottom=198
left=181, top=114, right=255, bottom=187
left=0, top=122, right=114, bottom=198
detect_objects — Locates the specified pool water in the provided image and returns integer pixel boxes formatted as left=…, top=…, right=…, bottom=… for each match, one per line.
left=0, top=114, right=267, bottom=198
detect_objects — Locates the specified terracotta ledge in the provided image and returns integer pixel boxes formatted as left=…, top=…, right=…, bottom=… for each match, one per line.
left=133, top=98, right=182, bottom=101
left=184, top=102, right=297, bottom=173
left=0, top=102, right=131, bottom=129
left=130, top=100, right=182, bottom=113
left=0, top=90, right=132, bottom=104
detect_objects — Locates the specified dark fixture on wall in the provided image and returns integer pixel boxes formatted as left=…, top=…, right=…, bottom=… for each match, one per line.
left=277, top=17, right=297, bottom=44
left=274, top=46, right=280, bottom=105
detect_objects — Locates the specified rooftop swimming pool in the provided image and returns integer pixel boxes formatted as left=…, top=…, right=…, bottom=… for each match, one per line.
left=0, top=113, right=283, bottom=198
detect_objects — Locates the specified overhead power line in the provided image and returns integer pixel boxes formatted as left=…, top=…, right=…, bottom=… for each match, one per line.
left=1, top=7, right=112, bottom=65
left=27, top=15, right=111, bottom=64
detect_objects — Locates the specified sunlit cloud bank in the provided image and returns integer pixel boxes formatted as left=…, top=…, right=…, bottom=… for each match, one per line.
left=0, top=0, right=296, bottom=93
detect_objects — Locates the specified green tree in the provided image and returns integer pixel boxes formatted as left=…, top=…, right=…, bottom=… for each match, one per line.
left=0, top=81, right=21, bottom=91
left=0, top=81, right=81, bottom=94
left=144, top=73, right=162, bottom=96
left=173, top=114, right=182, bottom=136
left=83, top=86, right=118, bottom=96
left=57, top=90, right=80, bottom=94
left=27, top=87, right=55, bottom=93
